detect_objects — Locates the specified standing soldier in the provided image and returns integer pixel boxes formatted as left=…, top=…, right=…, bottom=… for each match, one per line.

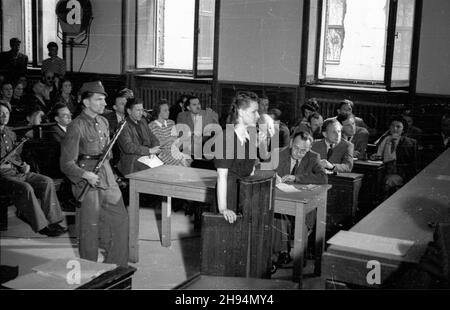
left=60, top=81, right=129, bottom=267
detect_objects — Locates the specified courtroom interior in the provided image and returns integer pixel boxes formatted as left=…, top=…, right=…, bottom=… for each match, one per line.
left=1, top=0, right=450, bottom=290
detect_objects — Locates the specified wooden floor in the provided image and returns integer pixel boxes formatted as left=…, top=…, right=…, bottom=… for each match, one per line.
left=0, top=202, right=325, bottom=290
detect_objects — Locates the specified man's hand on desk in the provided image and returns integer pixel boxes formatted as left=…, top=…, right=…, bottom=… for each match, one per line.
left=320, top=159, right=334, bottom=170
left=281, top=175, right=295, bottom=183
left=149, top=146, right=161, bottom=155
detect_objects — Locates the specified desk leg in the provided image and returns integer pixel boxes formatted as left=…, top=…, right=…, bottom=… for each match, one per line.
left=292, top=202, right=306, bottom=286
left=314, top=192, right=327, bottom=276
left=128, top=180, right=140, bottom=263
left=161, top=196, right=172, bottom=247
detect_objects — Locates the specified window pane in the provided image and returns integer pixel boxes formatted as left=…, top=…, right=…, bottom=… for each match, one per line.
left=137, top=0, right=156, bottom=68
left=158, top=0, right=195, bottom=70
left=24, top=0, right=33, bottom=63
left=197, top=0, right=215, bottom=73
left=319, top=0, right=389, bottom=81
left=391, top=0, right=415, bottom=82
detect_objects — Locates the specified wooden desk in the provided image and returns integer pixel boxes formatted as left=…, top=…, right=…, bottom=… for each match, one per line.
left=322, top=148, right=450, bottom=288
left=327, top=173, right=363, bottom=236
left=353, top=160, right=385, bottom=217
left=126, top=166, right=331, bottom=283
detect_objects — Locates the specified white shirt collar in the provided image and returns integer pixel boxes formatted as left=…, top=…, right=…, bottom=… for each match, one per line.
left=58, top=124, right=67, bottom=132
left=234, top=125, right=250, bottom=146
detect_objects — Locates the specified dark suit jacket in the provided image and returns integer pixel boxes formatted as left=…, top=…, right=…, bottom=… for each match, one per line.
left=0, top=51, right=28, bottom=80
left=348, top=126, right=369, bottom=160
left=117, top=117, right=160, bottom=176
left=378, top=135, right=418, bottom=182
left=25, top=94, right=51, bottom=114
left=176, top=109, right=219, bottom=133
left=47, top=124, right=66, bottom=143
left=169, top=103, right=183, bottom=122
left=264, top=147, right=327, bottom=184
left=103, top=110, right=121, bottom=136
left=312, top=139, right=354, bottom=172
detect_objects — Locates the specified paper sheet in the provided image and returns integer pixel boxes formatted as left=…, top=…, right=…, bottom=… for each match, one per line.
left=327, top=231, right=414, bottom=256
left=276, top=183, right=302, bottom=193
left=367, top=160, right=383, bottom=164
left=138, top=155, right=164, bottom=168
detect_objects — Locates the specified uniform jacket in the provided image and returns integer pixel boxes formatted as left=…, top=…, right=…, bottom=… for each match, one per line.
left=60, top=111, right=116, bottom=189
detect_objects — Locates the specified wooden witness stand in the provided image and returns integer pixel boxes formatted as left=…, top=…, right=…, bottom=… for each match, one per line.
left=126, top=166, right=331, bottom=284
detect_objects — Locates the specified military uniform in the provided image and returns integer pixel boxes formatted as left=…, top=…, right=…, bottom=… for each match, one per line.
left=0, top=127, right=63, bottom=232
left=60, top=103, right=129, bottom=267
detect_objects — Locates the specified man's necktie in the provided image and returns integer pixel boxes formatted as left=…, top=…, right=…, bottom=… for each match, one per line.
left=291, top=160, right=300, bottom=175
left=327, top=144, right=334, bottom=160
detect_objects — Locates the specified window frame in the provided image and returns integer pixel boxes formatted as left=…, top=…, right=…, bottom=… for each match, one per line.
left=134, top=0, right=216, bottom=78
left=306, top=0, right=422, bottom=91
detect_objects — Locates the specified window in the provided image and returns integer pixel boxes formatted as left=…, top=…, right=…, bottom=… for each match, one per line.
left=136, top=0, right=216, bottom=77
left=23, top=0, right=62, bottom=66
left=314, top=0, right=418, bottom=89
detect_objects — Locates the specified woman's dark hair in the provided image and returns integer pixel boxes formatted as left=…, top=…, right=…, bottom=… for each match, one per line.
left=301, top=98, right=319, bottom=116
left=389, top=115, right=409, bottom=134
left=226, top=91, right=259, bottom=125
left=153, top=99, right=169, bottom=118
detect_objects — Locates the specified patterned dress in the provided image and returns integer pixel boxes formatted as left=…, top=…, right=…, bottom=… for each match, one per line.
left=149, top=119, right=191, bottom=166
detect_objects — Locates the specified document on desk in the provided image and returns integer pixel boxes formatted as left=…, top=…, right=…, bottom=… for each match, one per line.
left=138, top=155, right=164, bottom=168
left=327, top=231, right=414, bottom=256
left=276, top=183, right=302, bottom=193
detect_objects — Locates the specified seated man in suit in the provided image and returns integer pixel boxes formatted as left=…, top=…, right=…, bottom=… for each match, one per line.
left=0, top=101, right=66, bottom=236
left=335, top=99, right=371, bottom=131
left=261, top=131, right=327, bottom=270
left=336, top=113, right=369, bottom=160
left=103, top=90, right=128, bottom=135
left=48, top=103, right=72, bottom=143
left=176, top=95, right=219, bottom=157
left=117, top=98, right=161, bottom=176
left=371, top=115, right=418, bottom=198
left=312, top=118, right=354, bottom=173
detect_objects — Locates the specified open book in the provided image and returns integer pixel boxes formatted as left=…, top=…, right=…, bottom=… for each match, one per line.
left=138, top=155, right=164, bottom=168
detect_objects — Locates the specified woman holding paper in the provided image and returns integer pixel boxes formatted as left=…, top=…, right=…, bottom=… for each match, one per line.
left=149, top=100, right=192, bottom=167
left=214, top=92, right=261, bottom=224
left=117, top=98, right=160, bottom=176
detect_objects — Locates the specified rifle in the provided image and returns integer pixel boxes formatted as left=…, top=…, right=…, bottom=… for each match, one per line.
left=0, top=136, right=30, bottom=167
left=77, top=120, right=127, bottom=203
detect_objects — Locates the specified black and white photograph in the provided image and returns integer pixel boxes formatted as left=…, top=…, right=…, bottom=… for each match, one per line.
left=0, top=0, right=449, bottom=297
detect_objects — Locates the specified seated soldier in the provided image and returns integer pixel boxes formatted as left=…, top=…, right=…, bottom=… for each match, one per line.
left=312, top=118, right=354, bottom=173
left=0, top=101, right=66, bottom=236
left=371, top=115, right=418, bottom=199
left=261, top=131, right=327, bottom=270
left=336, top=113, right=369, bottom=160
left=117, top=98, right=161, bottom=176
left=292, top=111, right=323, bottom=140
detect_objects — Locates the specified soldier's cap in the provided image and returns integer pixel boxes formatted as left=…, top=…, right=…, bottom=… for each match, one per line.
left=10, top=37, right=21, bottom=44
left=79, top=81, right=107, bottom=96
left=0, top=100, right=11, bottom=112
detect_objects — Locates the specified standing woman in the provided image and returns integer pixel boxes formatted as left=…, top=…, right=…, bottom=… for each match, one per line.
left=57, top=79, right=77, bottom=114
left=149, top=99, right=192, bottom=167
left=214, top=92, right=260, bottom=223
